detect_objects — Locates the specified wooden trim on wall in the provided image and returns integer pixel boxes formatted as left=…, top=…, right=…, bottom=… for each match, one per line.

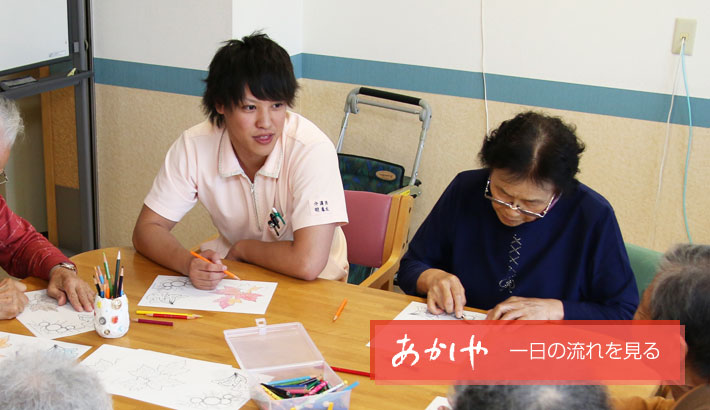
left=39, top=66, right=58, bottom=245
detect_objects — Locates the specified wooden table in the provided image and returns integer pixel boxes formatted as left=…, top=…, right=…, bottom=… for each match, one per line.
left=2, top=247, right=655, bottom=408
left=1, top=247, right=455, bottom=409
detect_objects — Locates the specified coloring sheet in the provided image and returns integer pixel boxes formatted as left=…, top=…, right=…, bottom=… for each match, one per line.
left=82, top=344, right=250, bottom=410
left=16, top=289, right=95, bottom=339
left=394, top=301, right=486, bottom=321
left=0, top=331, right=91, bottom=361
left=138, top=275, right=277, bottom=314
left=425, top=396, right=452, bottom=410
left=368, top=301, right=487, bottom=347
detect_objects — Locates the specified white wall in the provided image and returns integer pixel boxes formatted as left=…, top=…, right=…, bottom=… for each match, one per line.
left=92, top=0, right=232, bottom=70
left=302, top=0, right=710, bottom=98
left=93, top=1, right=709, bottom=98
left=233, top=0, right=303, bottom=56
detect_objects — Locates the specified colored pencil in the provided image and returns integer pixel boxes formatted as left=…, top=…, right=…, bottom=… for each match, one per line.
left=261, top=383, right=291, bottom=399
left=93, top=268, right=103, bottom=296
left=331, top=366, right=370, bottom=377
left=102, top=252, right=112, bottom=295
left=261, top=385, right=282, bottom=400
left=323, top=381, right=346, bottom=393
left=132, top=318, right=173, bottom=326
left=92, top=276, right=102, bottom=297
left=305, top=380, right=328, bottom=395
left=144, top=313, right=199, bottom=320
left=113, top=250, right=121, bottom=293
left=189, top=251, right=239, bottom=280
left=341, top=381, right=360, bottom=391
left=332, top=298, right=348, bottom=322
left=118, top=267, right=124, bottom=297
left=270, top=376, right=317, bottom=387
left=136, top=310, right=202, bottom=317
left=269, top=375, right=313, bottom=385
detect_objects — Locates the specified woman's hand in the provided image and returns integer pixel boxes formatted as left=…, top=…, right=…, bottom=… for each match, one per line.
left=485, top=296, right=564, bottom=320
left=0, top=278, right=29, bottom=320
left=417, top=269, right=467, bottom=318
left=47, top=266, right=95, bottom=312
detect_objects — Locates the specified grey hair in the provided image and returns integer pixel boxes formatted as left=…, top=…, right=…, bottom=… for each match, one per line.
left=450, top=384, right=611, bottom=410
left=0, top=95, right=24, bottom=148
left=0, top=350, right=113, bottom=410
left=650, top=243, right=710, bottom=379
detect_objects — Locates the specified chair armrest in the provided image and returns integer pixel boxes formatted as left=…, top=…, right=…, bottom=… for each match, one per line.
left=360, top=195, right=414, bottom=291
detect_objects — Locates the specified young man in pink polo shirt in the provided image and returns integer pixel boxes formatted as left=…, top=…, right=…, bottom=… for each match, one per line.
left=133, top=33, right=348, bottom=289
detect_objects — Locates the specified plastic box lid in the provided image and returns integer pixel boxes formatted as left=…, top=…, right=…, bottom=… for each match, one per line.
left=224, top=319, right=325, bottom=371
left=224, top=320, right=350, bottom=410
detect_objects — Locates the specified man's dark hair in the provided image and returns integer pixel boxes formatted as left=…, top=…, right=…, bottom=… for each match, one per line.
left=451, top=384, right=610, bottom=410
left=478, top=111, right=586, bottom=195
left=202, top=32, right=298, bottom=127
left=651, top=244, right=710, bottom=380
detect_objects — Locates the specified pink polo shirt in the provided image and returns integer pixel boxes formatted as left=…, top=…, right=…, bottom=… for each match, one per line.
left=144, top=112, right=349, bottom=281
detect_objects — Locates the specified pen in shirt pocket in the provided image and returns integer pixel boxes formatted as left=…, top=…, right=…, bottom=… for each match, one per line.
left=268, top=207, right=286, bottom=237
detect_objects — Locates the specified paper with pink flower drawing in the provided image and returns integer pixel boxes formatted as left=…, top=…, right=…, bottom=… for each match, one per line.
left=138, top=275, right=277, bottom=314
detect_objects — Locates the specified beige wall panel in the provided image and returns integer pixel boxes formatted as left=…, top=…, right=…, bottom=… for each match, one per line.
left=297, top=79, right=710, bottom=253
left=95, top=85, right=215, bottom=249
left=95, top=79, right=709, bottom=256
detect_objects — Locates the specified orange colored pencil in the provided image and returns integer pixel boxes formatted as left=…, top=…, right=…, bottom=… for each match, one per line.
left=332, top=298, right=348, bottom=322
left=189, top=251, right=239, bottom=280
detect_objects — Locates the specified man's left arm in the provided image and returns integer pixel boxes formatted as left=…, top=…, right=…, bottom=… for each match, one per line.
left=226, top=223, right=337, bottom=280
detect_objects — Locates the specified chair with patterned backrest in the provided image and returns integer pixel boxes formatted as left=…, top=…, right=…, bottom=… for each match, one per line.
left=341, top=190, right=414, bottom=291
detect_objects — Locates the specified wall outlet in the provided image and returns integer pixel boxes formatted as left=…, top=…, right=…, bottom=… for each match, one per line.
left=672, top=18, right=697, bottom=55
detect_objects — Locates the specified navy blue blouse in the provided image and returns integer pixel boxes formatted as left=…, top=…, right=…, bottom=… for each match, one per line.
left=398, top=169, right=638, bottom=320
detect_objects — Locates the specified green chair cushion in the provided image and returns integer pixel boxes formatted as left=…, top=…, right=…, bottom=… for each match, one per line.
left=625, top=243, right=663, bottom=298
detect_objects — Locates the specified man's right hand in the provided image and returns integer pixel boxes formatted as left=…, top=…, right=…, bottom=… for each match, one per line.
left=187, top=249, right=228, bottom=290
left=0, top=278, right=29, bottom=320
left=417, top=269, right=467, bottom=319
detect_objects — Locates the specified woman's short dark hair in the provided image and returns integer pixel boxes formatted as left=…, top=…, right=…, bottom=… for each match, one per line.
left=478, top=111, right=586, bottom=195
left=202, top=32, right=298, bottom=127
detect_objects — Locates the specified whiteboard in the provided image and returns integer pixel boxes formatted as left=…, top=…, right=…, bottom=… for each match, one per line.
left=0, top=0, right=70, bottom=75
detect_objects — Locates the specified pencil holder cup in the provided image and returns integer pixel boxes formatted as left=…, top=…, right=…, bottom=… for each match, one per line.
left=93, top=294, right=129, bottom=338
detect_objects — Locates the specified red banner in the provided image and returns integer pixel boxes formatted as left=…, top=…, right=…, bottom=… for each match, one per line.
left=369, top=320, right=684, bottom=385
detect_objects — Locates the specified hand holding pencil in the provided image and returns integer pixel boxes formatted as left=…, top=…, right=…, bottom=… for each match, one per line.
left=187, top=250, right=240, bottom=290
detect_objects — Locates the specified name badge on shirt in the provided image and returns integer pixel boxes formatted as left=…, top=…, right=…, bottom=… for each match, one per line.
left=310, top=199, right=331, bottom=216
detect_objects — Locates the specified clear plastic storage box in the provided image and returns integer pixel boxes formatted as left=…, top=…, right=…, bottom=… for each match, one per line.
left=224, top=320, right=351, bottom=410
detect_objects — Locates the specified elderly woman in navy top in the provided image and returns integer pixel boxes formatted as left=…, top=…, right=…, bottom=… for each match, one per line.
left=398, top=112, right=638, bottom=320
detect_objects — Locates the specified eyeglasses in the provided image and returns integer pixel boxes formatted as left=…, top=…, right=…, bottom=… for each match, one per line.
left=484, top=177, right=556, bottom=219
left=0, top=171, right=7, bottom=185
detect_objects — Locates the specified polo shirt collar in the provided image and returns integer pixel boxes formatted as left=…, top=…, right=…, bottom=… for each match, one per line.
left=217, top=125, right=285, bottom=179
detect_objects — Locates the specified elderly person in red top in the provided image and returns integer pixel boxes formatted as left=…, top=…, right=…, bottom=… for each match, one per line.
left=0, top=96, right=95, bottom=319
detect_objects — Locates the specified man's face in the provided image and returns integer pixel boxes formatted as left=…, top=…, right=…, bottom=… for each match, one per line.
left=216, top=87, right=287, bottom=174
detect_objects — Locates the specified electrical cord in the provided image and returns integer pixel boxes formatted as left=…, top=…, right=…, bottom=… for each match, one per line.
left=651, top=43, right=682, bottom=245
left=680, top=38, right=694, bottom=243
left=480, top=0, right=490, bottom=134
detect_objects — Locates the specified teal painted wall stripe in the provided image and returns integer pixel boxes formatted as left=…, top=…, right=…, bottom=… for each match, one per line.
left=94, top=58, right=206, bottom=96
left=94, top=55, right=303, bottom=97
left=94, top=55, right=709, bottom=127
